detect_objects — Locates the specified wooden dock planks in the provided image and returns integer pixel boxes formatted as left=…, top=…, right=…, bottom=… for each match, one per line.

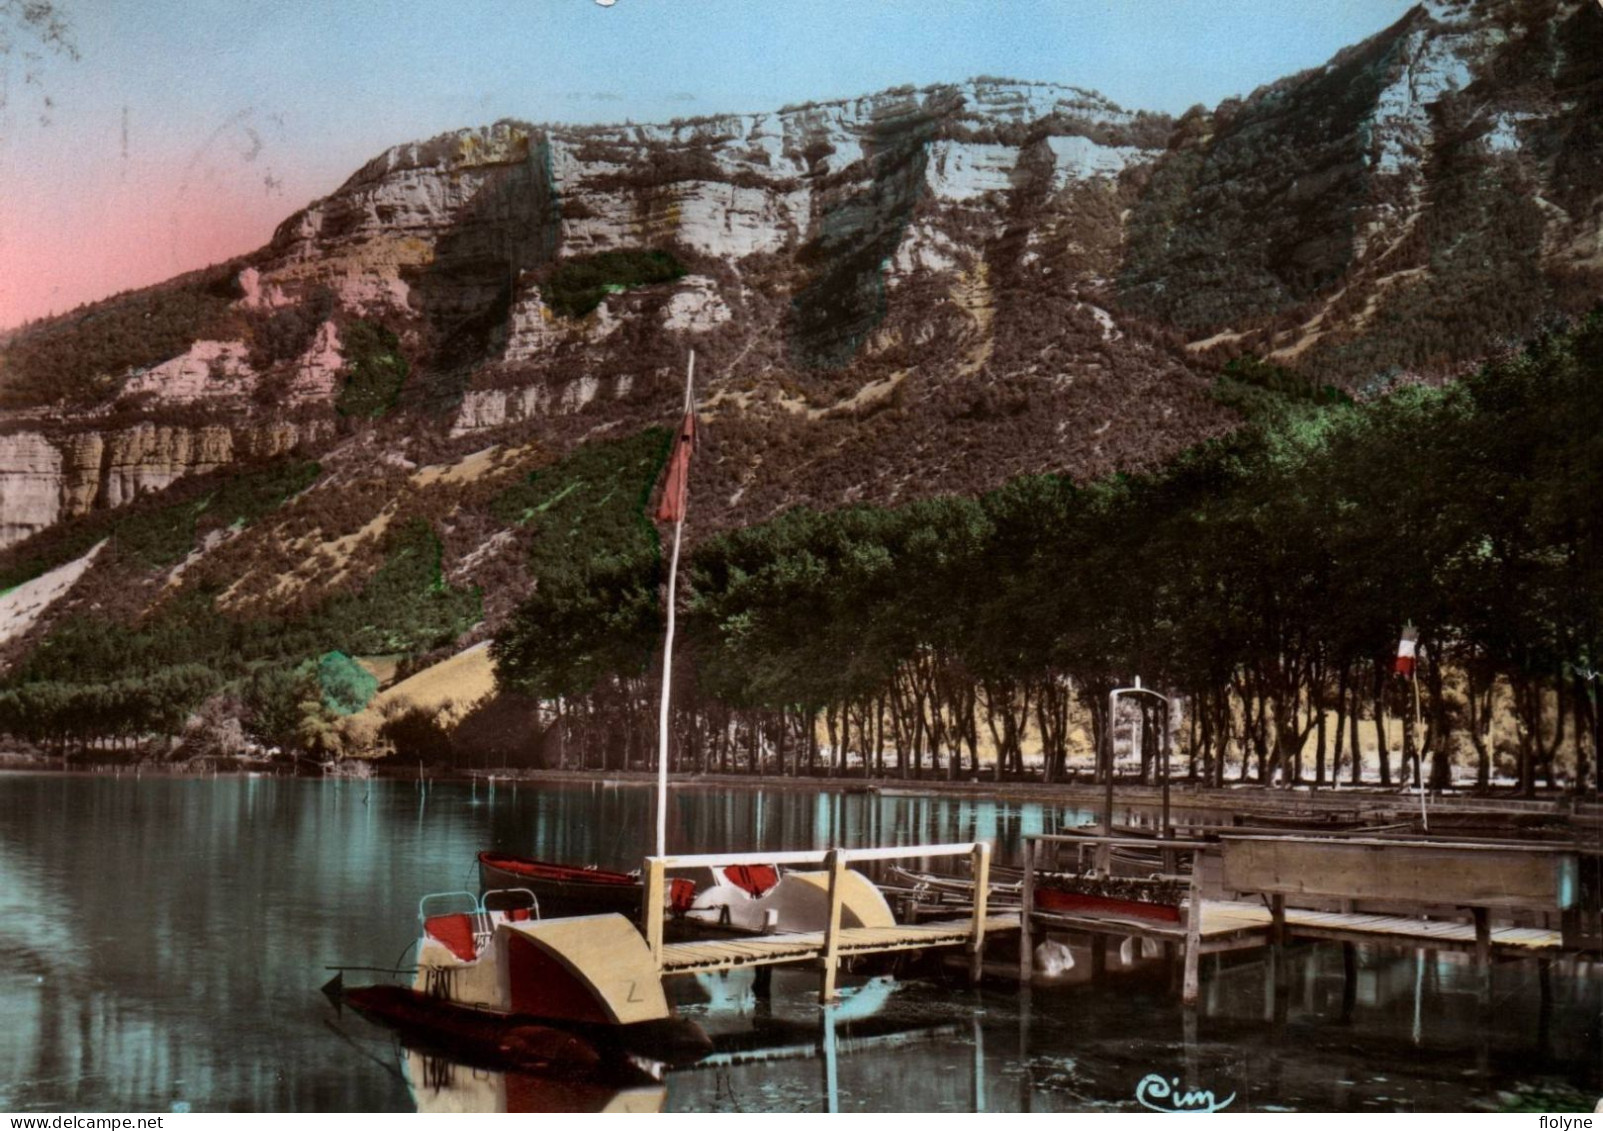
left=1019, top=833, right=1575, bottom=1006
left=658, top=914, right=1021, bottom=975
left=1026, top=899, right=1561, bottom=956
left=1280, top=907, right=1561, bottom=952
left=645, top=842, right=1010, bottom=1000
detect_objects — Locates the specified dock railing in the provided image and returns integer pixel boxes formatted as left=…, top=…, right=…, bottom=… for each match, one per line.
left=1020, top=832, right=1215, bottom=1004
left=642, top=842, right=993, bottom=996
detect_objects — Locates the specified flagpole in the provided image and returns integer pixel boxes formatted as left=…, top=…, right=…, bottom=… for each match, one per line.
left=1414, top=648, right=1427, bottom=832
left=656, top=351, right=695, bottom=859
left=1397, top=622, right=1426, bottom=831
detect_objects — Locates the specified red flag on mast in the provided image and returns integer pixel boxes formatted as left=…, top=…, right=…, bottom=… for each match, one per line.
left=656, top=412, right=696, bottom=523
left=1394, top=623, right=1418, bottom=677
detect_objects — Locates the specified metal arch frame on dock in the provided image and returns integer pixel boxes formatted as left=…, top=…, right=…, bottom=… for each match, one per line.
left=640, top=842, right=1018, bottom=1002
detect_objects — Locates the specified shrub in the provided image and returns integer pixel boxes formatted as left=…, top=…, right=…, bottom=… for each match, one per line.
left=335, top=320, right=409, bottom=418
left=541, top=249, right=686, bottom=319
left=378, top=698, right=456, bottom=763
left=318, top=651, right=379, bottom=715
left=249, top=287, right=336, bottom=367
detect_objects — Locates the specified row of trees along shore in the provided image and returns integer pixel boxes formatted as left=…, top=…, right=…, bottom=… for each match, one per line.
left=492, top=315, right=1603, bottom=795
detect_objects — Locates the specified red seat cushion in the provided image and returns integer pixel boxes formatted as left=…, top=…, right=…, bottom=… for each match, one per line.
left=424, top=913, right=478, bottom=961
left=670, top=877, right=696, bottom=911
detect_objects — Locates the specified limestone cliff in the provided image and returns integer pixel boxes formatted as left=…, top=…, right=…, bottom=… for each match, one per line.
left=0, top=421, right=323, bottom=548
left=0, top=0, right=1596, bottom=564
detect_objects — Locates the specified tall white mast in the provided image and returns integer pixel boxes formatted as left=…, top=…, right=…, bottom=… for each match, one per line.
left=655, top=351, right=694, bottom=858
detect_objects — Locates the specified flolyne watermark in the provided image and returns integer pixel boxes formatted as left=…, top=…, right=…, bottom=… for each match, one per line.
left=1135, top=1073, right=1236, bottom=1113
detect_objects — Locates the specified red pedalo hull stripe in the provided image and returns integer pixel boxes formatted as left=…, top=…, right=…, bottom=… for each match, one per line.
left=1034, top=888, right=1182, bottom=924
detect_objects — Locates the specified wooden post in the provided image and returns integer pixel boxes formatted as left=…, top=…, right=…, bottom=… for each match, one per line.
left=1264, top=943, right=1277, bottom=1022
left=1341, top=942, right=1357, bottom=1022
left=970, top=842, right=991, bottom=983
left=1182, top=854, right=1202, bottom=1006
left=1473, top=905, right=1491, bottom=999
left=970, top=1013, right=987, bottom=1113
left=1266, top=891, right=1286, bottom=1021
left=1019, top=838, right=1036, bottom=984
left=642, top=857, right=666, bottom=969
left=1472, top=906, right=1491, bottom=966
left=821, top=1003, right=839, bottom=1113
left=1181, top=1002, right=1198, bottom=1090
left=820, top=848, right=847, bottom=1003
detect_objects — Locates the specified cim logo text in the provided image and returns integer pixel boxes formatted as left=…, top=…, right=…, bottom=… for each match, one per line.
left=1135, top=1074, right=1236, bottom=1114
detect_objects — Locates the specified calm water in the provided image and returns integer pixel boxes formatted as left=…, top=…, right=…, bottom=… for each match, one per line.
left=1, top=771, right=1599, bottom=1113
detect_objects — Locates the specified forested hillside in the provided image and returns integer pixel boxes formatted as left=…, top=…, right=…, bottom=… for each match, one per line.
left=0, top=1, right=1598, bottom=786
left=485, top=317, right=1603, bottom=793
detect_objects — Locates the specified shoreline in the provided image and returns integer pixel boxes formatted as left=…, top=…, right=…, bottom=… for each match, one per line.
left=449, top=765, right=1597, bottom=820
left=6, top=751, right=1594, bottom=821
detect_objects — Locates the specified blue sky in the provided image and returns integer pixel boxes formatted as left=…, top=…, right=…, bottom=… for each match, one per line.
left=0, top=0, right=1419, bottom=328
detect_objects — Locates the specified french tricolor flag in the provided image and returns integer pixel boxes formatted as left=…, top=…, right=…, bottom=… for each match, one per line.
left=1395, top=623, right=1418, bottom=677
left=655, top=411, right=696, bottom=524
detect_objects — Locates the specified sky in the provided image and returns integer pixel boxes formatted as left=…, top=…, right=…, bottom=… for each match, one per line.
left=0, top=0, right=1420, bottom=331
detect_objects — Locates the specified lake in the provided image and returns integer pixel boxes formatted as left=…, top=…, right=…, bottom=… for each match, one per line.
left=1, top=771, right=1597, bottom=1113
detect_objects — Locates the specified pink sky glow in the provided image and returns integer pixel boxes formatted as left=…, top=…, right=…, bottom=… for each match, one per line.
left=0, top=0, right=1419, bottom=333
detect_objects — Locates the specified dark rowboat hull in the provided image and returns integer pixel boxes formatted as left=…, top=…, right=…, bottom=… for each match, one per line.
left=343, top=983, right=710, bottom=1075
left=477, top=852, right=643, bottom=920
left=346, top=984, right=605, bottom=1075
left=1230, top=812, right=1369, bottom=831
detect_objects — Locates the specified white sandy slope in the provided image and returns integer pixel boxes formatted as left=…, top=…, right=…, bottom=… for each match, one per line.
left=0, top=541, right=106, bottom=649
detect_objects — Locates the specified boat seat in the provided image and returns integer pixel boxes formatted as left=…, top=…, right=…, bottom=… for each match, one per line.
left=670, top=877, right=696, bottom=913
left=423, top=913, right=480, bottom=962
left=722, top=864, right=779, bottom=897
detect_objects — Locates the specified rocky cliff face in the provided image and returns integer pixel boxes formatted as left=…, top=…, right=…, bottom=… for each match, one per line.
left=0, top=0, right=1595, bottom=573
left=0, top=421, right=321, bottom=548
left=255, top=78, right=1174, bottom=388
left=1121, top=0, right=1603, bottom=381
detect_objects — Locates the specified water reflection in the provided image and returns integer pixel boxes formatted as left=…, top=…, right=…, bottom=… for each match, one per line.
left=404, top=1052, right=667, bottom=1113
left=1, top=771, right=1599, bottom=1112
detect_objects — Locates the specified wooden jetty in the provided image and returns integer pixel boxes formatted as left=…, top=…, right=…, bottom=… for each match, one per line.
left=424, top=832, right=1588, bottom=1033
left=641, top=843, right=1019, bottom=1002
left=1019, top=831, right=1582, bottom=1005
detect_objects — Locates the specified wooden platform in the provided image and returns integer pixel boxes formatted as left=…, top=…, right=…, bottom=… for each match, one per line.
left=1029, top=899, right=1561, bottom=956
left=643, top=842, right=1010, bottom=1001
left=660, top=914, right=1022, bottom=975
left=1019, top=831, right=1579, bottom=1004
left=1278, top=906, right=1561, bottom=953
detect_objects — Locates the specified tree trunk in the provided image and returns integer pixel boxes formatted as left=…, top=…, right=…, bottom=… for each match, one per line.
left=1331, top=663, right=1348, bottom=786
left=1314, top=677, right=1327, bottom=788
left=1349, top=677, right=1363, bottom=786
left=1574, top=670, right=1599, bottom=797
left=1188, top=700, right=1200, bottom=783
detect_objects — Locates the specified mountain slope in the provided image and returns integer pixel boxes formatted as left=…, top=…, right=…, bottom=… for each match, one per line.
left=0, top=0, right=1596, bottom=761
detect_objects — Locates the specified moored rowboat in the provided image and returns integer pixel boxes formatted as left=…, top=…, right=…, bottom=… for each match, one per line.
left=476, top=852, right=647, bottom=920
